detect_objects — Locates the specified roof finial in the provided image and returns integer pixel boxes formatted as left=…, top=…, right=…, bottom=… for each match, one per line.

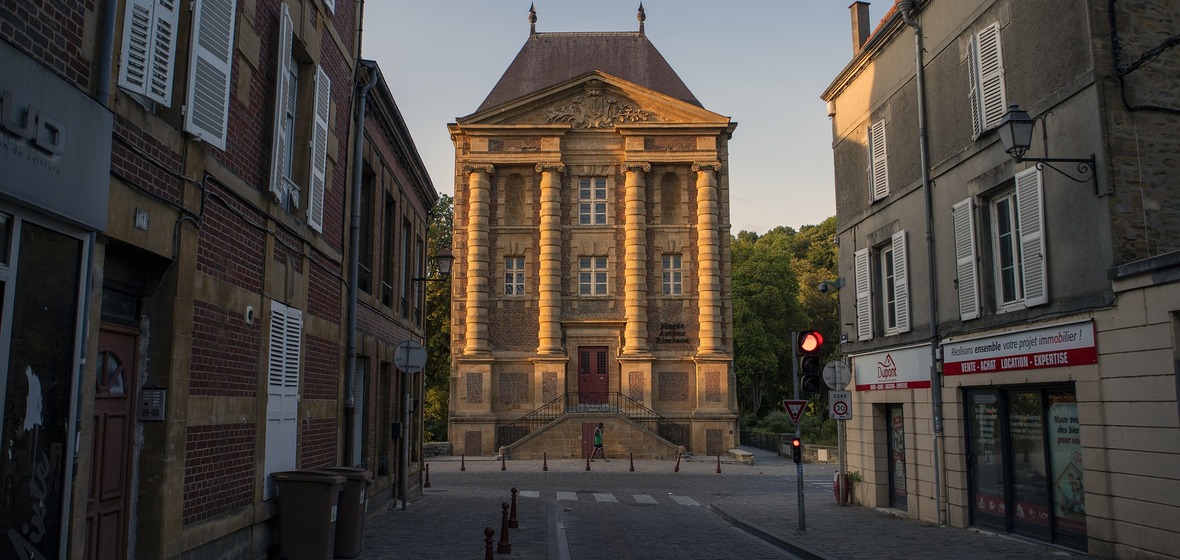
left=529, top=3, right=537, bottom=35
left=638, top=3, right=646, bottom=35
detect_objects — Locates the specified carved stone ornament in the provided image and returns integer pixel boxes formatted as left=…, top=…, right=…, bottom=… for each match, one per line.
left=542, top=79, right=656, bottom=128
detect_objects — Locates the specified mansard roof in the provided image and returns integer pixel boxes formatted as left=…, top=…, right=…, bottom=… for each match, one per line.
left=476, top=31, right=702, bottom=113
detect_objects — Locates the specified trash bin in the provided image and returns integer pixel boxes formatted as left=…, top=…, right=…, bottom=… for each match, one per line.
left=272, top=470, right=346, bottom=560
left=322, top=467, right=373, bottom=558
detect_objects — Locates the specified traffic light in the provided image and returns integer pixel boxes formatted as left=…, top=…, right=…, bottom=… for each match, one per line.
left=790, top=436, right=803, bottom=464
left=797, top=330, right=825, bottom=393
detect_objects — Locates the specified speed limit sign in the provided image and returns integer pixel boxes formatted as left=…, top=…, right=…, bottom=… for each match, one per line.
left=829, top=390, right=852, bottom=420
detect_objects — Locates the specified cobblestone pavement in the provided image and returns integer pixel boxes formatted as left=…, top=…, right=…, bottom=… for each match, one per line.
left=353, top=449, right=1094, bottom=560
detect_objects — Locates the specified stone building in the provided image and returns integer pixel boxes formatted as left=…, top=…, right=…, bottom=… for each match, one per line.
left=448, top=7, right=740, bottom=460
left=0, top=1, right=434, bottom=558
left=821, top=0, right=1180, bottom=557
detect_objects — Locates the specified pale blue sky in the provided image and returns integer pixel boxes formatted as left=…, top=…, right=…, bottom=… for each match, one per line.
left=361, top=1, right=882, bottom=234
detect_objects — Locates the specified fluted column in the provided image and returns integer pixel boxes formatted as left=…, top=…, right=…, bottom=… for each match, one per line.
left=623, top=162, right=652, bottom=355
left=693, top=162, right=724, bottom=355
left=464, top=164, right=494, bottom=354
left=536, top=162, right=565, bottom=355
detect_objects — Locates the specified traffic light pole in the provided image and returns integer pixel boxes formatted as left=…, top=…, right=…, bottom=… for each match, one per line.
left=790, top=331, right=805, bottom=531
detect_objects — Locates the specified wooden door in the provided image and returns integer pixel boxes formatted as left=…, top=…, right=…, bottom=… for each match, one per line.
left=86, top=328, right=136, bottom=559
left=577, top=346, right=608, bottom=405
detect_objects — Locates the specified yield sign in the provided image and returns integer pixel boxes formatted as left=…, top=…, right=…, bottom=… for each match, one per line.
left=782, top=399, right=808, bottom=424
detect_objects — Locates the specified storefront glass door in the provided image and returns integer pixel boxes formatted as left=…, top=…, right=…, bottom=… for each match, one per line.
left=887, top=404, right=907, bottom=509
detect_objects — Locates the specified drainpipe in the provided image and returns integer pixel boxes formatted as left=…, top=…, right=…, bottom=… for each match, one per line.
left=96, top=0, right=117, bottom=104
left=345, top=59, right=380, bottom=467
left=899, top=0, right=945, bottom=527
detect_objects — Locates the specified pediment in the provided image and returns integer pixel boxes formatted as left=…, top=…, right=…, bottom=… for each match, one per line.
left=458, top=71, right=729, bottom=129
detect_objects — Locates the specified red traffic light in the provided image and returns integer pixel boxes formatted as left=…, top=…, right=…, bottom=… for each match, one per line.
left=791, top=437, right=801, bottom=448
left=798, top=331, right=824, bottom=353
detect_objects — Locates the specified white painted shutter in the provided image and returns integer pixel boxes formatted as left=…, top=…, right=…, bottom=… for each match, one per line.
left=969, top=23, right=1006, bottom=138
left=307, top=66, right=330, bottom=232
left=264, top=301, right=302, bottom=500
left=891, top=230, right=910, bottom=334
left=184, top=0, right=238, bottom=150
left=268, top=3, right=293, bottom=201
left=1016, top=167, right=1048, bottom=307
left=118, top=0, right=179, bottom=105
left=855, top=248, right=873, bottom=341
left=952, top=198, right=980, bottom=320
left=324, top=0, right=336, bottom=13
left=967, top=34, right=983, bottom=138
left=868, top=121, right=889, bottom=201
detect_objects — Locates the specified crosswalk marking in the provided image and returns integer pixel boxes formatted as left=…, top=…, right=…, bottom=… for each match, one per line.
left=519, top=490, right=540, bottom=498
left=593, top=493, right=617, bottom=502
left=670, top=495, right=700, bottom=506
left=634, top=494, right=657, bottom=504
left=557, top=491, right=578, bottom=501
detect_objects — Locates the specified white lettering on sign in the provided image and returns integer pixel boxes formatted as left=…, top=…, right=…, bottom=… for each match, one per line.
left=943, top=320, right=1096, bottom=376
left=0, top=89, right=65, bottom=156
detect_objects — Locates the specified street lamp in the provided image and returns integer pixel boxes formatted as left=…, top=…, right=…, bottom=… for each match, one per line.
left=414, top=246, right=454, bottom=283
left=997, top=104, right=1099, bottom=195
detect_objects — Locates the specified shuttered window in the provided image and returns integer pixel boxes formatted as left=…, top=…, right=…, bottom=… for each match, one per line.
left=1015, top=167, right=1047, bottom=307
left=855, top=248, right=873, bottom=341
left=118, top=0, right=180, bottom=105
left=184, top=0, right=238, bottom=150
left=264, top=301, right=302, bottom=500
left=891, top=230, right=911, bottom=334
left=268, top=3, right=295, bottom=204
left=968, top=22, right=1007, bottom=139
left=952, top=198, right=980, bottom=320
left=868, top=121, right=889, bottom=202
left=307, top=66, right=331, bottom=233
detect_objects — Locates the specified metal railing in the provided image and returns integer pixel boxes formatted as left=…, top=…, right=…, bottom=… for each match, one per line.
left=495, top=392, right=690, bottom=449
left=739, top=430, right=785, bottom=454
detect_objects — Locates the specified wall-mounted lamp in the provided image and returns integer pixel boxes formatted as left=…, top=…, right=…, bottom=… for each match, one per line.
left=413, top=247, right=454, bottom=284
left=997, top=104, right=1098, bottom=195
left=818, top=277, right=845, bottom=294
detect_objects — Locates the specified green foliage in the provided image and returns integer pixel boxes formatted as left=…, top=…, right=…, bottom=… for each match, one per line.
left=423, top=386, right=448, bottom=442
left=424, top=195, right=453, bottom=441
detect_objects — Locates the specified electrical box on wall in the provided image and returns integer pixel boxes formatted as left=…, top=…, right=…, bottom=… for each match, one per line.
left=139, top=387, right=166, bottom=421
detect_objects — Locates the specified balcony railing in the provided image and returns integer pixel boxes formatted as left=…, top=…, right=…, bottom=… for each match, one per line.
left=495, top=392, right=689, bottom=449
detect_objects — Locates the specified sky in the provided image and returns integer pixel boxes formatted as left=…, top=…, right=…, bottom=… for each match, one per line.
left=360, top=1, right=882, bottom=235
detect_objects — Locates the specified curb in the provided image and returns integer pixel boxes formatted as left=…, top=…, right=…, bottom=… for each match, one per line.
left=709, top=503, right=838, bottom=560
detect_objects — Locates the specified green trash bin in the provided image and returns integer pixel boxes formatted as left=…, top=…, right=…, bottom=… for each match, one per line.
left=272, top=470, right=345, bottom=560
left=322, top=467, right=373, bottom=558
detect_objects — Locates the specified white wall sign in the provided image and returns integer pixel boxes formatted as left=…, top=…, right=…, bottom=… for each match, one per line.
left=943, top=320, right=1096, bottom=376
left=852, top=345, right=931, bottom=391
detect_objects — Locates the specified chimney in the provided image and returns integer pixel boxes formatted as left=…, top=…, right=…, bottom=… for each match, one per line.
left=850, top=2, right=871, bottom=54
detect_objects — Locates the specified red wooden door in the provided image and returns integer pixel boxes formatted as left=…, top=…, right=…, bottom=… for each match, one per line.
left=577, top=346, right=608, bottom=405
left=86, top=329, right=136, bottom=560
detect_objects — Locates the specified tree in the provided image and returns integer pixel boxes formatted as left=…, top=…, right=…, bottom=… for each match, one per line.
left=423, top=195, right=453, bottom=441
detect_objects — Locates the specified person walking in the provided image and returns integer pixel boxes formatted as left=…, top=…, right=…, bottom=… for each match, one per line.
left=591, top=423, right=608, bottom=461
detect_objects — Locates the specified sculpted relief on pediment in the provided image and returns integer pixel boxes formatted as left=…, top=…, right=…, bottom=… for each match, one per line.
left=537, top=79, right=658, bottom=128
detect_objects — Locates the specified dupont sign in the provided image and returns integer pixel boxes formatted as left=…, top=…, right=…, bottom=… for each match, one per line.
left=943, top=320, right=1097, bottom=376
left=852, top=344, right=931, bottom=391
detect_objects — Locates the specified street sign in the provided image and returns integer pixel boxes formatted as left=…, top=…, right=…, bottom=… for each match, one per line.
left=782, top=399, right=808, bottom=424
left=829, top=390, right=852, bottom=420
left=823, top=360, right=852, bottom=390
left=394, top=340, right=428, bottom=373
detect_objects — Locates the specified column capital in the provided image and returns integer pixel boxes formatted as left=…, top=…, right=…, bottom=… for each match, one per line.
left=463, top=163, right=495, bottom=175
left=534, top=162, right=566, bottom=174
left=622, top=161, right=652, bottom=173
left=691, top=162, right=722, bottom=173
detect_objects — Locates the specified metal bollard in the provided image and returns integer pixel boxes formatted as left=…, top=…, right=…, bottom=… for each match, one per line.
left=484, top=527, right=495, bottom=560
left=585, top=454, right=591, bottom=471
left=716, top=454, right=721, bottom=473
left=497, top=502, right=512, bottom=554
left=501, top=454, right=506, bottom=472
left=629, top=452, right=635, bottom=472
left=543, top=452, right=548, bottom=472
left=461, top=454, right=466, bottom=472
left=425, top=463, right=431, bottom=488
left=509, top=488, right=519, bottom=528
left=674, top=453, right=681, bottom=473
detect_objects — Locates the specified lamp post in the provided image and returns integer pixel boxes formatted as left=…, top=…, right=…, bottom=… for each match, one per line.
left=398, top=246, right=454, bottom=509
left=997, top=105, right=1099, bottom=195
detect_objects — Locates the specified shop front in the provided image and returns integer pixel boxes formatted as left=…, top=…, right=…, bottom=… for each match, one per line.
left=1, top=40, right=112, bottom=559
left=944, top=320, right=1097, bottom=551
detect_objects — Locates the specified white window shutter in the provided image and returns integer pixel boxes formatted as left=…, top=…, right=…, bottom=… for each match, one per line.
left=268, top=3, right=293, bottom=201
left=307, top=66, right=331, bottom=232
left=892, top=230, right=910, bottom=333
left=324, top=0, right=336, bottom=13
left=184, top=0, right=238, bottom=150
left=971, top=23, right=1007, bottom=136
left=1016, top=167, right=1048, bottom=307
left=119, top=0, right=179, bottom=106
left=264, top=301, right=302, bottom=500
left=967, top=33, right=983, bottom=138
left=868, top=121, right=889, bottom=201
left=952, top=198, right=980, bottom=320
left=855, top=248, right=873, bottom=341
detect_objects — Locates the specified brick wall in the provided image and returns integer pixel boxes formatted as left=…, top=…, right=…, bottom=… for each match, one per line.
left=302, top=334, right=340, bottom=400
left=189, top=299, right=259, bottom=397
left=196, top=190, right=266, bottom=292
left=0, top=1, right=90, bottom=89
left=112, top=116, right=185, bottom=206
left=299, top=417, right=338, bottom=469
left=182, top=423, right=255, bottom=525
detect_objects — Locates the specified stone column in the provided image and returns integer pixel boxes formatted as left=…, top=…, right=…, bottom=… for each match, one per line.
left=622, top=162, right=652, bottom=355
left=464, top=164, right=494, bottom=355
left=693, top=162, right=724, bottom=355
left=535, top=162, right=565, bottom=355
